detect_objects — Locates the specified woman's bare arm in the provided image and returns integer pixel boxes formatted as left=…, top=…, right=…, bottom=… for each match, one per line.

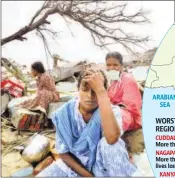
left=84, top=72, right=121, bottom=144
left=96, top=88, right=121, bottom=144
left=58, top=153, right=94, bottom=177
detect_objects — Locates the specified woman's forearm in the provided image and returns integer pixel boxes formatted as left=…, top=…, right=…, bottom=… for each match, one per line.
left=59, top=153, right=94, bottom=177
left=96, top=88, right=121, bottom=144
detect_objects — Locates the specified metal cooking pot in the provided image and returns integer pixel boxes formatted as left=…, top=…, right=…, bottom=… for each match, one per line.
left=22, top=134, right=50, bottom=163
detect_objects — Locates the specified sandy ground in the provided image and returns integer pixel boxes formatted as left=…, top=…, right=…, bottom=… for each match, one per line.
left=2, top=129, right=31, bottom=177
left=2, top=127, right=55, bottom=177
left=1, top=127, right=154, bottom=177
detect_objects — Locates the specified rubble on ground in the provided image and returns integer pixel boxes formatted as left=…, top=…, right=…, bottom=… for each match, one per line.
left=1, top=48, right=156, bottom=177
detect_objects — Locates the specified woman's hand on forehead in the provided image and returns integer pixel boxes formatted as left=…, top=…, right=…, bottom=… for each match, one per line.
left=82, top=70, right=105, bottom=93
left=85, top=70, right=104, bottom=80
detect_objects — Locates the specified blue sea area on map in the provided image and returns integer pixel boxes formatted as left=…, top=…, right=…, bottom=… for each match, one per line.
left=142, top=87, right=175, bottom=178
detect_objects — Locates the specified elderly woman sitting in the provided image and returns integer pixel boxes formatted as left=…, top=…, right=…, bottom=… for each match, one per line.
left=10, top=61, right=59, bottom=132
left=18, top=61, right=59, bottom=111
left=36, top=69, right=139, bottom=177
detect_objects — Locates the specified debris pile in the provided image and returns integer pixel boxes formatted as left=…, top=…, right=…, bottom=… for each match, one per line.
left=1, top=48, right=156, bottom=177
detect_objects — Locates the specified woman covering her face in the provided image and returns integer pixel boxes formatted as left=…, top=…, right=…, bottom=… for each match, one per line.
left=106, top=52, right=142, bottom=132
left=36, top=69, right=139, bottom=177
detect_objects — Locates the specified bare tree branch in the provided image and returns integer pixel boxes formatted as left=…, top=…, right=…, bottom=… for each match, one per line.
left=2, top=0, right=151, bottom=54
left=38, top=27, right=58, bottom=37
left=62, top=16, right=75, bottom=37
left=29, top=1, right=48, bottom=26
left=37, top=28, right=52, bottom=57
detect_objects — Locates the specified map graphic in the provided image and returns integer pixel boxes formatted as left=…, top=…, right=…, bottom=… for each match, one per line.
left=142, top=24, right=175, bottom=178
left=145, top=25, right=175, bottom=88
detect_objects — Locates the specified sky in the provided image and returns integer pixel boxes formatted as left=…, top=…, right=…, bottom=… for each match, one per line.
left=2, top=1, right=174, bottom=69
